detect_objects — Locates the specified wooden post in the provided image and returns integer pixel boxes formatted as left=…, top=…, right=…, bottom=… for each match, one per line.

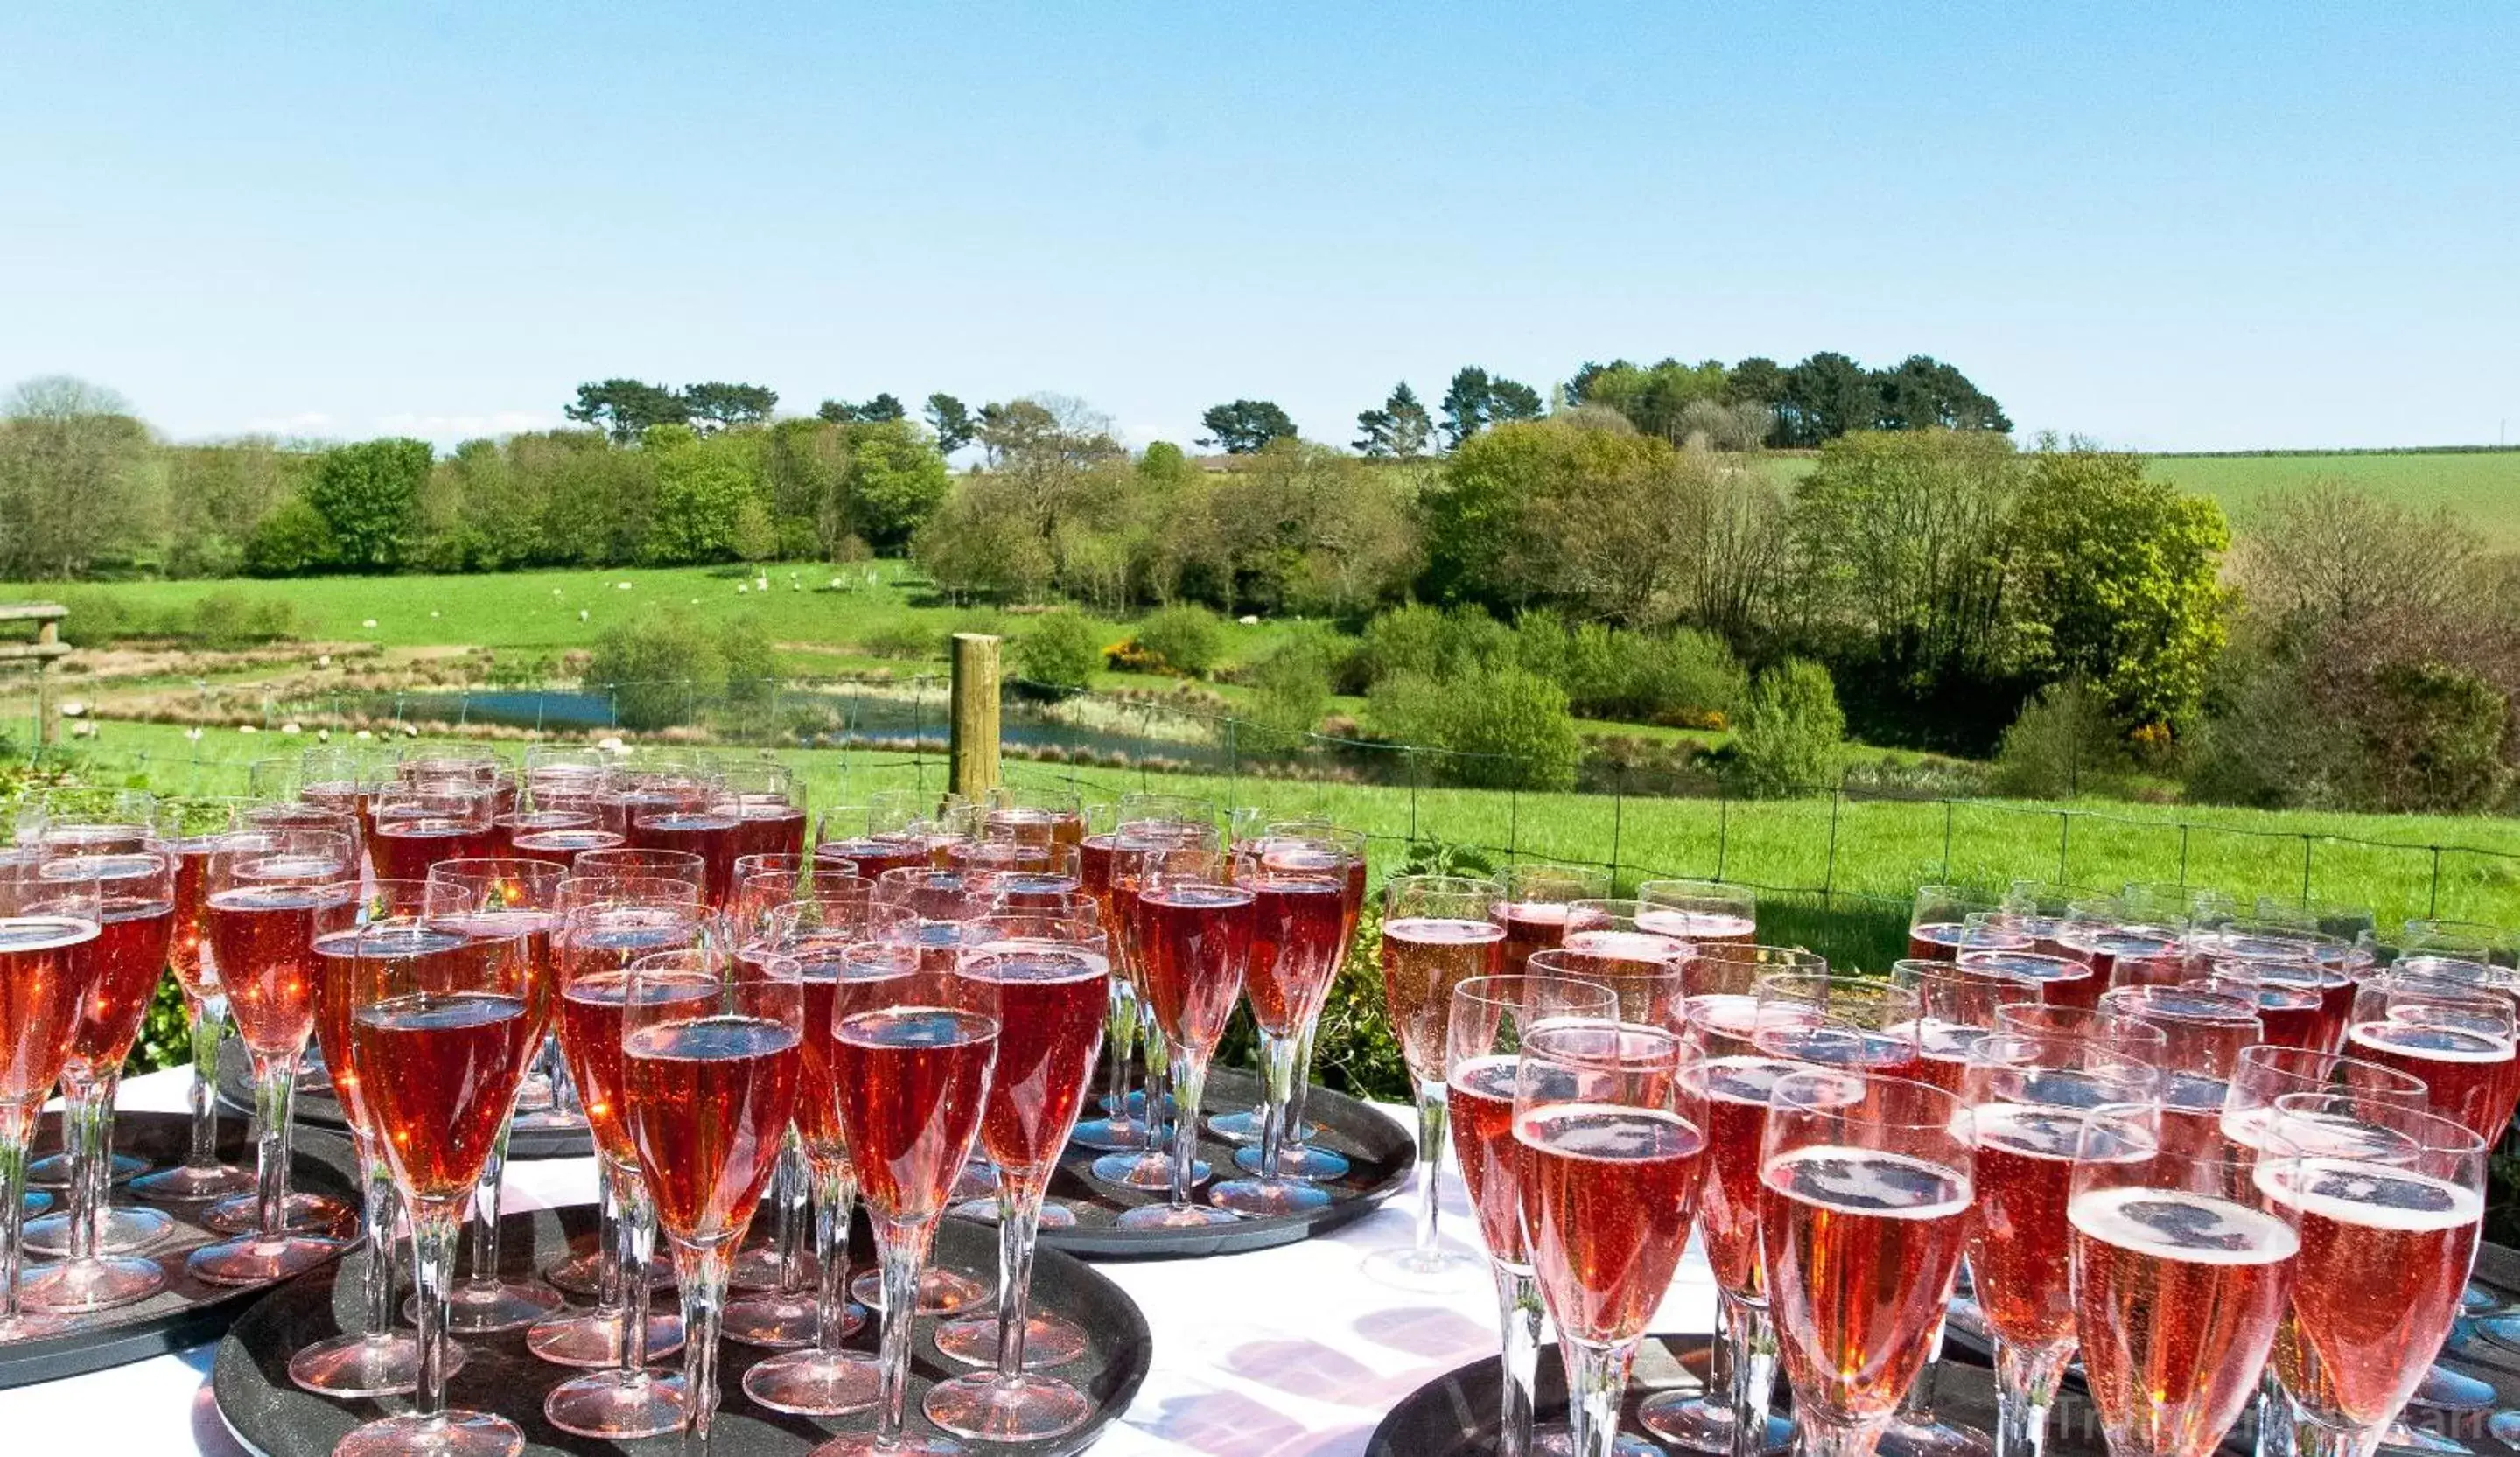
left=35, top=617, right=56, bottom=746
left=948, top=634, right=1002, bottom=800
left=0, top=606, right=72, bottom=747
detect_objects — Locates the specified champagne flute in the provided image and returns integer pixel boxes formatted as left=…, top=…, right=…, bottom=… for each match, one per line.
left=368, top=781, right=500, bottom=884
left=1234, top=818, right=1368, bottom=1180
left=1367, top=873, right=1505, bottom=1290
left=1488, top=863, right=1614, bottom=979
left=576, top=844, right=707, bottom=883
left=332, top=897, right=542, bottom=1457
left=187, top=827, right=358, bottom=1285
left=1116, top=844, right=1255, bottom=1230
left=1065, top=809, right=1142, bottom=1154
left=1448, top=973, right=1620, bottom=1457
left=819, top=926, right=1003, bottom=1456
left=0, top=858, right=101, bottom=1341
left=130, top=795, right=257, bottom=1203
left=1635, top=879, right=1758, bottom=947
left=1085, top=820, right=1220, bottom=1192
left=1212, top=837, right=1348, bottom=1216
left=924, top=914, right=1110, bottom=1439
left=623, top=945, right=804, bottom=1441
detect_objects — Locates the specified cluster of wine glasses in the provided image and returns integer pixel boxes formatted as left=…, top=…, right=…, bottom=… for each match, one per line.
left=1420, top=869, right=2515, bottom=1457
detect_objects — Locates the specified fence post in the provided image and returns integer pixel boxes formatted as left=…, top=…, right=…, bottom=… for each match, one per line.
left=1941, top=800, right=1954, bottom=880
left=1822, top=786, right=1842, bottom=908
left=1608, top=765, right=1625, bottom=881
left=2300, top=836, right=2314, bottom=903
left=2431, top=847, right=2443, bottom=918
left=2056, top=810, right=2070, bottom=886
left=948, top=634, right=1002, bottom=801
left=1407, top=747, right=1420, bottom=844
left=2179, top=823, right=2191, bottom=887
left=1714, top=782, right=1727, bottom=882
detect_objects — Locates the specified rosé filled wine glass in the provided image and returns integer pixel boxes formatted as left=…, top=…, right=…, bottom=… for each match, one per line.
left=1909, top=886, right=2003, bottom=961
left=1085, top=818, right=1219, bottom=1192
left=1222, top=817, right=1368, bottom=1181
left=1370, top=873, right=1506, bottom=1290
left=18, top=841, right=178, bottom=1313
left=822, top=931, right=1003, bottom=1457
left=1211, top=837, right=1348, bottom=1216
left=536, top=882, right=705, bottom=1439
left=622, top=946, right=804, bottom=1441
left=1492, top=864, right=1614, bottom=977
left=2069, top=1103, right=2299, bottom=1457
left=130, top=795, right=258, bottom=1203
left=1065, top=808, right=1142, bottom=1156
left=333, top=900, right=542, bottom=1457
left=2343, top=971, right=2518, bottom=1142
left=1960, top=1033, right=2160, bottom=1457
left=1448, top=973, right=1620, bottom=1457
left=1636, top=879, right=1759, bottom=948
left=188, top=828, right=359, bottom=1286
left=1761, top=1069, right=1977, bottom=1457
left=0, top=858, right=101, bottom=1341
left=1886, top=956, right=2042, bottom=1096
left=923, top=915, right=1110, bottom=1440
left=1115, top=845, right=1255, bottom=1231
left=369, top=781, right=500, bottom=886
left=1516, top=1017, right=1711, bottom=1457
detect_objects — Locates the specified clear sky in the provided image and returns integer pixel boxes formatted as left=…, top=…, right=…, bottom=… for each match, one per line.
left=3, top=2, right=2514, bottom=453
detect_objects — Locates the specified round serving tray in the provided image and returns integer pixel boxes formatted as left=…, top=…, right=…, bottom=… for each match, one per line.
left=218, top=1037, right=594, bottom=1160
left=1005, top=1065, right=1410, bottom=1260
left=0, top=1110, right=359, bottom=1388
left=214, top=1203, right=1152, bottom=1457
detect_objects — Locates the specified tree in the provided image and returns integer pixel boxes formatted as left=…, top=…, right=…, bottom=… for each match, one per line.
left=304, top=437, right=430, bottom=571
left=816, top=393, right=905, bottom=424
left=0, top=375, right=158, bottom=578
left=678, top=381, right=778, bottom=432
left=1012, top=611, right=1103, bottom=690
left=1775, top=352, right=1880, bottom=447
left=2008, top=445, right=2230, bottom=729
left=1437, top=367, right=1548, bottom=448
left=241, top=498, right=339, bottom=577
left=1353, top=382, right=1433, bottom=458
left=2236, top=482, right=2483, bottom=637
left=564, top=378, right=688, bottom=444
left=842, top=418, right=952, bottom=554
left=1556, top=359, right=1726, bottom=443
left=925, top=393, right=976, bottom=455
left=1874, top=355, right=2011, bottom=432
left=1726, top=659, right=1845, bottom=797
left=1196, top=399, right=1297, bottom=454
left=1726, top=356, right=1788, bottom=413
left=1489, top=378, right=1544, bottom=424
left=640, top=427, right=757, bottom=564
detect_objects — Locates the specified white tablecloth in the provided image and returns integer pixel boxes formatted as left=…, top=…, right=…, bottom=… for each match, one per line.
left=1, top=1068, right=1719, bottom=1454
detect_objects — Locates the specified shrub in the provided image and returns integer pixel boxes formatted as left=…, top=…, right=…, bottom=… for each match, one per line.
left=1014, top=612, right=1104, bottom=690
left=1726, top=658, right=1844, bottom=798
left=1130, top=605, right=1224, bottom=677
left=55, top=589, right=144, bottom=646
left=718, top=614, right=776, bottom=711
left=1368, top=665, right=1581, bottom=792
left=1240, top=630, right=1335, bottom=752
left=583, top=610, right=724, bottom=731
left=860, top=620, right=940, bottom=660
left=189, top=592, right=297, bottom=649
left=242, top=499, right=339, bottom=577
left=1354, top=602, right=1511, bottom=690
left=1614, top=628, right=1747, bottom=726
left=1989, top=679, right=2139, bottom=799
left=2349, top=661, right=2511, bottom=812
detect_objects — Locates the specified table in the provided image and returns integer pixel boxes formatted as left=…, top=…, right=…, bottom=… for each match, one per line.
left=1, top=1067, right=1721, bottom=1455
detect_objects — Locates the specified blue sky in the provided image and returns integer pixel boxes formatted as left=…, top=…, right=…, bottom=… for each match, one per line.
left=2, top=2, right=2513, bottom=452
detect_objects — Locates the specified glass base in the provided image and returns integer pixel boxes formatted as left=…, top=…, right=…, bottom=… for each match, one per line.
left=203, top=1190, right=353, bottom=1237
left=288, top=1331, right=442, bottom=1398
left=410, top=1277, right=567, bottom=1334
left=129, top=1159, right=255, bottom=1202
left=743, top=1347, right=880, bottom=1417
left=851, top=1265, right=990, bottom=1316
left=21, top=1190, right=48, bottom=1216
left=1233, top=1141, right=1350, bottom=1180
left=543, top=1369, right=690, bottom=1441
left=510, top=1104, right=585, bottom=1135
left=1207, top=1106, right=1266, bottom=1143
left=2394, top=1419, right=2474, bottom=1454
left=22, top=1203, right=172, bottom=1257
left=26, top=1150, right=147, bottom=1190
left=0, top=1307, right=67, bottom=1341
left=1116, top=1201, right=1237, bottom=1230
left=1208, top=1175, right=1332, bottom=1217
left=1536, top=1425, right=1667, bottom=1457
left=525, top=1306, right=685, bottom=1368
left=1361, top=1243, right=1485, bottom=1293
left=1873, top=1414, right=1994, bottom=1457
left=730, top=1240, right=813, bottom=1292
left=1066, top=1115, right=1148, bottom=1152
left=948, top=1199, right=1075, bottom=1229
left=187, top=1232, right=345, bottom=1286
left=2410, top=1363, right=2497, bottom=1413
left=539, top=1247, right=603, bottom=1298
left=808, top=1434, right=966, bottom=1456
left=22, top=1255, right=167, bottom=1313
left=933, top=1309, right=1088, bottom=1368
left=1090, top=1150, right=1206, bottom=1191
left=724, top=1288, right=820, bottom=1348
left=333, top=1407, right=522, bottom=1457
left=1636, top=1391, right=1794, bottom=1454
left=950, top=1160, right=998, bottom=1202
left=924, top=1370, right=1094, bottom=1442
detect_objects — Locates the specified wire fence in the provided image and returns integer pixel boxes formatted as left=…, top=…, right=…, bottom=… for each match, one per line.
left=14, top=672, right=2520, bottom=950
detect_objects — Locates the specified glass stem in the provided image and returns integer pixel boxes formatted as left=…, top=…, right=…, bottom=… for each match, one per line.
left=592, top=1164, right=624, bottom=1317
left=1897, top=1313, right=1949, bottom=1422
left=1288, top=1019, right=1318, bottom=1144
left=357, top=1137, right=397, bottom=1341
left=465, top=1114, right=511, bottom=1291
left=1101, top=985, right=1137, bottom=1119
left=810, top=1156, right=856, bottom=1355
left=1565, top=1336, right=1641, bottom=1457
left=873, top=1215, right=941, bottom=1442
left=1491, top=1260, right=1543, bottom=1457
left=63, top=1072, right=107, bottom=1264
left=410, top=1203, right=462, bottom=1424
left=676, top=1238, right=730, bottom=1439
left=1138, top=1006, right=1171, bottom=1153
left=1254, top=1032, right=1298, bottom=1179
left=993, top=1187, right=1043, bottom=1378
left=1993, top=1338, right=2068, bottom=1457
left=0, top=1127, right=30, bottom=1327
left=252, top=1054, right=299, bottom=1241
left=1796, top=1412, right=1886, bottom=1457
left=2288, top=1416, right=2371, bottom=1457
left=1413, top=1081, right=1448, bottom=1260
left=1726, top=1292, right=1781, bottom=1457
left=186, top=998, right=227, bottom=1171
left=2255, top=1372, right=2297, bottom=1457
left=1168, top=1047, right=1209, bottom=1208
left=615, top=1162, right=656, bottom=1377
left=773, top=1132, right=808, bottom=1295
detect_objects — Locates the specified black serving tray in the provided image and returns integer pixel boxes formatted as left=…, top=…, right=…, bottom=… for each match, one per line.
left=213, top=1203, right=1152, bottom=1457
left=218, top=1037, right=593, bottom=1160
left=1010, top=1065, right=1410, bottom=1261
left=0, top=1110, right=359, bottom=1388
